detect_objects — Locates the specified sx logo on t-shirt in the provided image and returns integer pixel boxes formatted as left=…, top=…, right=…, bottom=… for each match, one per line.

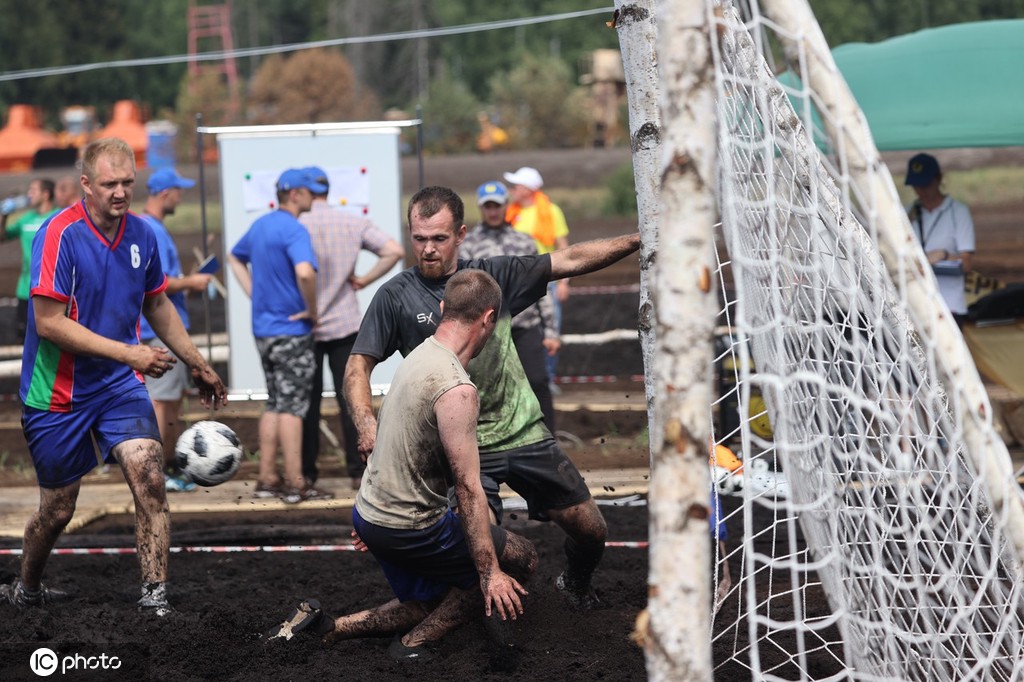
left=416, top=311, right=436, bottom=327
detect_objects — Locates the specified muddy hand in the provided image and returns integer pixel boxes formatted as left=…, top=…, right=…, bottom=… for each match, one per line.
left=192, top=364, right=228, bottom=410
left=132, top=345, right=175, bottom=377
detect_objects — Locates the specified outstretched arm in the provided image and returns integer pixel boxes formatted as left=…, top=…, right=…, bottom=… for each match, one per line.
left=549, top=233, right=641, bottom=281
left=438, top=385, right=527, bottom=621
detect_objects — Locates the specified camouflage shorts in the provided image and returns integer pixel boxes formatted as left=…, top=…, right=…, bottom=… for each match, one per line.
left=255, top=334, right=316, bottom=417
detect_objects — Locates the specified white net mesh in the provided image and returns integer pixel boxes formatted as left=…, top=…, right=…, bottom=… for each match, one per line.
left=705, top=2, right=1024, bottom=680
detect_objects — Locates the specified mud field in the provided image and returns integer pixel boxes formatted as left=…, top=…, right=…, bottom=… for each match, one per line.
left=0, top=147, right=1021, bottom=680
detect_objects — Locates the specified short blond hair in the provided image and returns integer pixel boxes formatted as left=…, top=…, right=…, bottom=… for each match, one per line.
left=441, top=269, right=502, bottom=324
left=82, top=138, right=135, bottom=180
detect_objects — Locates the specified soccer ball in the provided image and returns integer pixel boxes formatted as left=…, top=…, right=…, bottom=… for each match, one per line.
left=175, top=421, right=243, bottom=487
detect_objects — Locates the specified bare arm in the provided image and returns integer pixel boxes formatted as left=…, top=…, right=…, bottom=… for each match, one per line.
left=343, top=353, right=380, bottom=459
left=289, top=261, right=317, bottom=324
left=143, top=293, right=227, bottom=409
left=163, top=273, right=212, bottom=295
left=549, top=233, right=641, bottom=281
left=925, top=248, right=973, bottom=271
left=34, top=296, right=174, bottom=377
left=437, top=385, right=527, bottom=620
left=537, top=291, right=561, bottom=356
left=228, top=254, right=252, bottom=298
left=350, top=239, right=404, bottom=290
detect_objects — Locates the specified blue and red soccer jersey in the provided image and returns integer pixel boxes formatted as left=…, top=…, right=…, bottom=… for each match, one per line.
left=20, top=201, right=168, bottom=412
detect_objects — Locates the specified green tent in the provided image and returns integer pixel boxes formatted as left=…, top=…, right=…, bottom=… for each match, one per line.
left=830, top=19, right=1024, bottom=150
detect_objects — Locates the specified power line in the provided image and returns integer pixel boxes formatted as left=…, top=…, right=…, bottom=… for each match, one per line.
left=0, top=7, right=614, bottom=83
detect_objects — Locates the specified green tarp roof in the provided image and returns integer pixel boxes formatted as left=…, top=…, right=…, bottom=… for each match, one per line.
left=829, top=19, right=1024, bottom=150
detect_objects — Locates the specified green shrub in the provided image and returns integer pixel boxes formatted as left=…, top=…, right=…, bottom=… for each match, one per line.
left=602, top=162, right=638, bottom=216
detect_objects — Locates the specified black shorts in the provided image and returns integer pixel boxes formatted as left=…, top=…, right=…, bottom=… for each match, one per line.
left=471, top=438, right=592, bottom=523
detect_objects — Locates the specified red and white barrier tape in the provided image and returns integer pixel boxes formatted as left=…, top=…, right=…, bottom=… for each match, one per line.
left=0, top=541, right=647, bottom=556
left=554, top=374, right=646, bottom=384
left=566, top=284, right=640, bottom=296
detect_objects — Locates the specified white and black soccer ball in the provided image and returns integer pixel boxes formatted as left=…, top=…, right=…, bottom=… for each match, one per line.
left=175, top=421, right=243, bottom=487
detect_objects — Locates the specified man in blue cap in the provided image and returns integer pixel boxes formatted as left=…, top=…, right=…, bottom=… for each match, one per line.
left=229, top=168, right=321, bottom=503
left=904, top=153, right=975, bottom=322
left=140, top=168, right=214, bottom=492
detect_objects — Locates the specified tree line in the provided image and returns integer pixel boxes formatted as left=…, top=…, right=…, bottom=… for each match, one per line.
left=1, top=0, right=1022, bottom=152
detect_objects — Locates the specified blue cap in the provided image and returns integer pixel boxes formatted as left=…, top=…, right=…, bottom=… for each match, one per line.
left=301, top=166, right=329, bottom=194
left=147, top=167, right=196, bottom=194
left=277, top=168, right=328, bottom=194
left=904, top=153, right=940, bottom=187
left=476, top=181, right=508, bottom=206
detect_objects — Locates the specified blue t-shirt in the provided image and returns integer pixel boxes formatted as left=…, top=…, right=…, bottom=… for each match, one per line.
left=20, top=203, right=167, bottom=412
left=138, top=214, right=188, bottom=341
left=230, top=209, right=318, bottom=337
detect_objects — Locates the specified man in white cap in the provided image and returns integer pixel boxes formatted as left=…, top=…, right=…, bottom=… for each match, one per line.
left=140, top=167, right=214, bottom=492
left=503, top=167, right=570, bottom=391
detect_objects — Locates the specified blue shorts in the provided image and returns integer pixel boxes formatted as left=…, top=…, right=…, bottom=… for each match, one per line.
left=22, top=384, right=161, bottom=488
left=352, top=506, right=508, bottom=603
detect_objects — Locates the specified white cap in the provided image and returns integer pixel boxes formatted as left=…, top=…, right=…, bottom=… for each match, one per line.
left=502, top=166, right=544, bottom=191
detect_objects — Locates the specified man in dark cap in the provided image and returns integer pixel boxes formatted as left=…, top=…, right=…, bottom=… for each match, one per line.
left=905, top=153, right=975, bottom=322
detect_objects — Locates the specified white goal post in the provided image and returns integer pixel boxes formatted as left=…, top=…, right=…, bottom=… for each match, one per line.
left=637, top=0, right=1024, bottom=679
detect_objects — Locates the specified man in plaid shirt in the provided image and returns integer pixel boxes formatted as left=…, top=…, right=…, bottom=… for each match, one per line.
left=300, top=167, right=405, bottom=490
left=460, top=181, right=560, bottom=432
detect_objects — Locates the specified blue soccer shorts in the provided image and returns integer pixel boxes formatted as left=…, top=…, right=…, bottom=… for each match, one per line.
left=352, top=506, right=508, bottom=603
left=22, top=383, right=161, bottom=488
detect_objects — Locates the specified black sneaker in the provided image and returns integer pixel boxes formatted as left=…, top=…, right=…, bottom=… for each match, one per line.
left=555, top=572, right=603, bottom=610
left=0, top=580, right=68, bottom=609
left=263, top=598, right=334, bottom=643
left=388, top=634, right=434, bottom=663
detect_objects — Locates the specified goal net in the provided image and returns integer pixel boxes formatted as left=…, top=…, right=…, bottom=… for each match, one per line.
left=703, top=1, right=1024, bottom=679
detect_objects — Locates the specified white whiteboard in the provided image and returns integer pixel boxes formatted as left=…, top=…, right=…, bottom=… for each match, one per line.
left=212, top=124, right=406, bottom=396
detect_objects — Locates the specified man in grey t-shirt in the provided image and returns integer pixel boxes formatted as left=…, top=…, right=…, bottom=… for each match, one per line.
left=265, top=270, right=537, bottom=662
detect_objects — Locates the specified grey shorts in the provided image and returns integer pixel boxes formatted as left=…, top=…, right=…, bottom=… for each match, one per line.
left=143, top=338, right=191, bottom=401
left=256, top=334, right=316, bottom=417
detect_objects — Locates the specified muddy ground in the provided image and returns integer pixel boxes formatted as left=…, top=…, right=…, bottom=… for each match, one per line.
left=0, top=147, right=1021, bottom=680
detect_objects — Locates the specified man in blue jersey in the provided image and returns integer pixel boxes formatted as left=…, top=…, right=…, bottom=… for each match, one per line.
left=229, top=168, right=321, bottom=504
left=139, top=168, right=213, bottom=492
left=2, top=138, right=227, bottom=616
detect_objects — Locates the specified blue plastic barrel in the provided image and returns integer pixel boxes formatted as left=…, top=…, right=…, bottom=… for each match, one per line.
left=145, top=120, right=178, bottom=169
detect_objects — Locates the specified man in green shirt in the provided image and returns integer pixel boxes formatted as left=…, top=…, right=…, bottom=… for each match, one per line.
left=2, top=178, right=59, bottom=341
